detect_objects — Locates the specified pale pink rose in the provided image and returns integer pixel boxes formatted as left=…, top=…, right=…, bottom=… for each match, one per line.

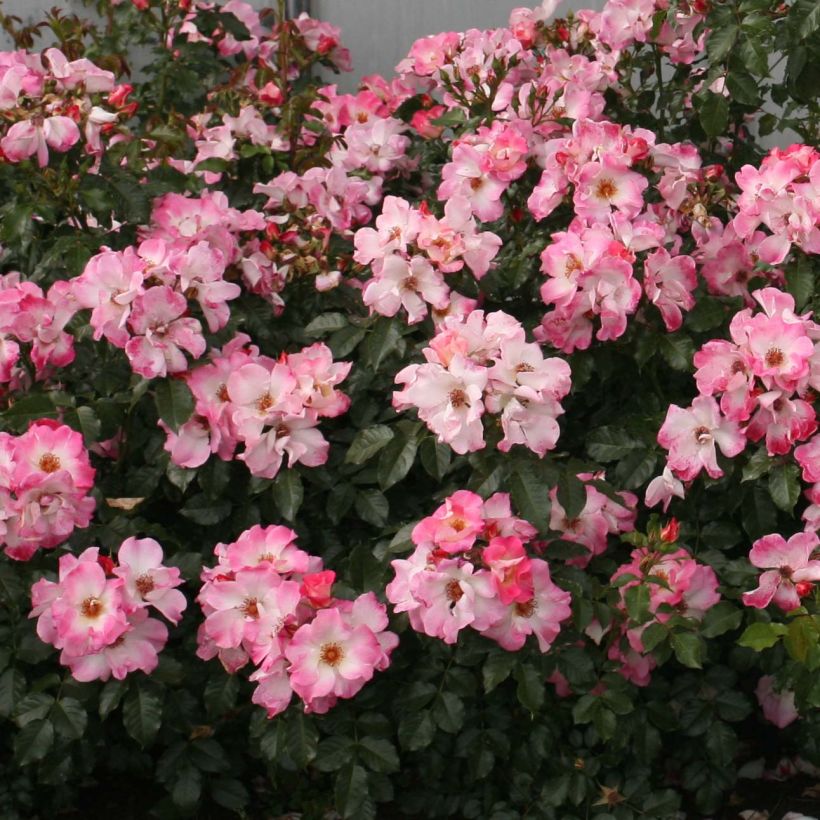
left=657, top=396, right=746, bottom=480
left=644, top=467, right=685, bottom=511
left=742, top=532, right=820, bottom=612
left=479, top=559, right=571, bottom=652
left=642, top=248, right=697, bottom=332
left=1, top=115, right=80, bottom=167
left=125, top=286, right=206, bottom=378
left=285, top=607, right=381, bottom=706
left=410, top=559, right=498, bottom=644
left=362, top=254, right=450, bottom=324
left=756, top=675, right=799, bottom=728
left=411, top=489, right=485, bottom=553
left=12, top=420, right=94, bottom=492
left=62, top=610, right=168, bottom=682
left=50, top=560, right=128, bottom=656
left=114, top=536, right=187, bottom=624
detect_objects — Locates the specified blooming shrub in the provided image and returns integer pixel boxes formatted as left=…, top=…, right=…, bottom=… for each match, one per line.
left=0, top=0, right=819, bottom=818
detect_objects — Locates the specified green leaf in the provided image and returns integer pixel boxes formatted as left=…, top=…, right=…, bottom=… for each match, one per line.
left=357, top=737, right=399, bottom=773
left=377, top=427, right=419, bottom=490
left=14, top=719, right=54, bottom=765
left=123, top=684, right=163, bottom=747
left=557, top=471, right=586, bottom=521
left=203, top=673, right=239, bottom=717
left=641, top=622, right=668, bottom=653
left=658, top=333, right=695, bottom=371
left=684, top=296, right=728, bottom=332
left=784, top=616, right=817, bottom=662
left=329, top=325, right=366, bottom=358
left=51, top=698, right=87, bottom=740
left=99, top=679, right=128, bottom=719
left=419, top=437, right=452, bottom=481
left=327, top=483, right=356, bottom=524
left=398, top=682, right=437, bottom=711
left=362, top=318, right=402, bottom=371
left=431, top=108, right=466, bottom=128
left=698, top=92, right=730, bottom=138
left=14, top=693, right=55, bottom=727
left=483, top=652, right=516, bottom=694
left=355, top=489, right=389, bottom=528
left=154, top=379, right=195, bottom=433
left=768, top=462, right=801, bottom=513
left=346, top=425, right=394, bottom=465
left=64, top=405, right=101, bottom=446
left=172, top=763, right=202, bottom=810
left=433, top=692, right=464, bottom=733
left=587, top=427, right=642, bottom=462
left=211, top=778, right=249, bottom=812
left=791, top=0, right=820, bottom=39
left=737, top=621, right=787, bottom=651
left=625, top=585, right=652, bottom=624
left=742, top=484, right=778, bottom=541
left=398, top=711, right=435, bottom=751
left=287, top=711, right=318, bottom=767
left=272, top=469, right=304, bottom=521
left=706, top=722, right=737, bottom=765
left=572, top=694, right=598, bottom=724
left=180, top=494, right=231, bottom=526
left=785, top=254, right=815, bottom=312
left=614, top=449, right=657, bottom=490
left=1, top=393, right=58, bottom=429
left=514, top=663, right=545, bottom=713
left=726, top=71, right=761, bottom=106
left=316, top=736, right=355, bottom=772
left=0, top=668, right=25, bottom=718
left=387, top=521, right=415, bottom=553
left=701, top=602, right=743, bottom=638
left=335, top=763, right=369, bottom=819
left=509, top=462, right=550, bottom=533
left=670, top=632, right=704, bottom=668
left=305, top=312, right=349, bottom=336
left=742, top=447, right=772, bottom=482
left=707, top=23, right=739, bottom=62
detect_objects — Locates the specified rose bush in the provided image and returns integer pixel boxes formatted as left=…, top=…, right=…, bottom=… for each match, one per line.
left=0, top=0, right=819, bottom=817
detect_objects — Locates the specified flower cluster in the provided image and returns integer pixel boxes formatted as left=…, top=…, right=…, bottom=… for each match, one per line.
left=733, top=144, right=820, bottom=265
left=30, top=539, right=185, bottom=681
left=71, top=191, right=267, bottom=378
left=197, top=525, right=397, bottom=716
left=0, top=48, right=121, bottom=167
left=393, top=310, right=571, bottom=455
left=548, top=472, right=638, bottom=567
left=532, top=121, right=706, bottom=350
left=0, top=421, right=95, bottom=561
left=162, top=334, right=349, bottom=479
left=652, top=287, right=819, bottom=506
left=387, top=490, right=571, bottom=651
left=0, top=272, right=75, bottom=392
left=354, top=195, right=502, bottom=324
left=609, top=544, right=721, bottom=685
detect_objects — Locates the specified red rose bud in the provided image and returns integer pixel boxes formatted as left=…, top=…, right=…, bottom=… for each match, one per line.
left=300, top=570, right=336, bottom=608
left=97, top=555, right=116, bottom=575
left=660, top=518, right=680, bottom=543
left=796, top=581, right=814, bottom=598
